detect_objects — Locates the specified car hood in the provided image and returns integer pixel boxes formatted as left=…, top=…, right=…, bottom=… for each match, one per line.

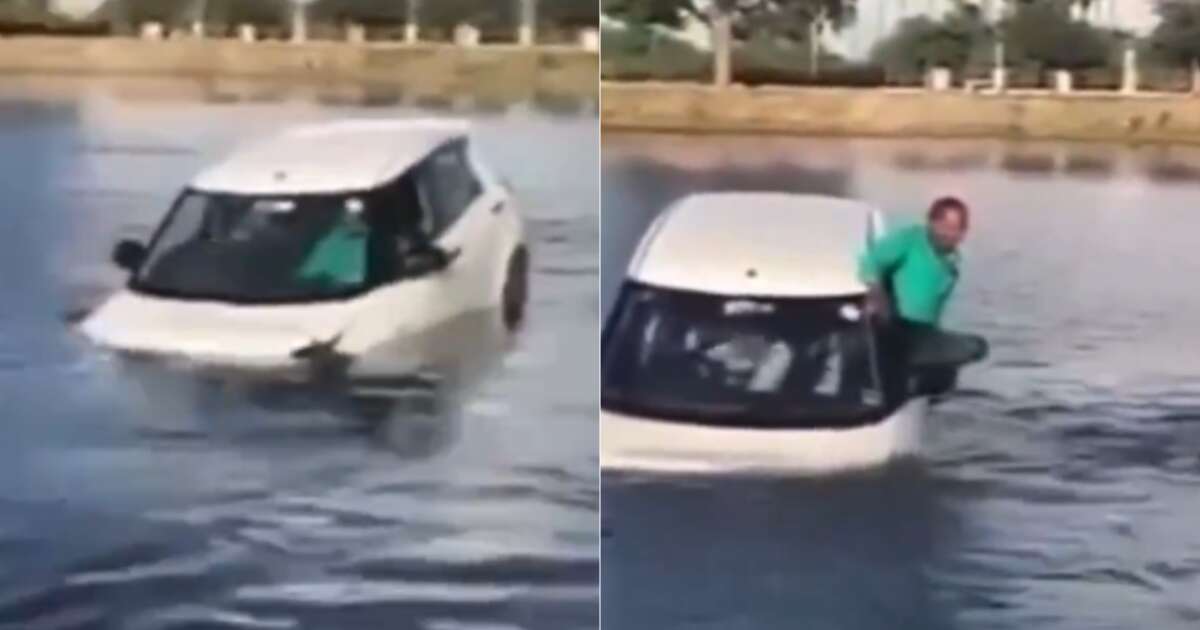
left=79, top=290, right=356, bottom=367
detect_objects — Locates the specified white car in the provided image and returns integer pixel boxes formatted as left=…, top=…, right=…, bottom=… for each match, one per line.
left=80, top=119, right=528, bottom=372
left=601, top=192, right=982, bottom=475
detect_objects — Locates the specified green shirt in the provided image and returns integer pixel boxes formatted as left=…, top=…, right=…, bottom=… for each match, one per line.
left=297, top=220, right=367, bottom=287
left=858, top=224, right=960, bottom=325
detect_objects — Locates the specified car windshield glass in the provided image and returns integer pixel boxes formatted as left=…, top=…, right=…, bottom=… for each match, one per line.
left=602, top=283, right=889, bottom=427
left=133, top=191, right=376, bottom=302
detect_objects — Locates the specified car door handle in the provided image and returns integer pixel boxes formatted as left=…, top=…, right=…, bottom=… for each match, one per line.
left=491, top=200, right=504, bottom=214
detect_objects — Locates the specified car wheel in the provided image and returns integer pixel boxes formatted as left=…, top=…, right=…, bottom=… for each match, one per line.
left=501, top=246, right=528, bottom=331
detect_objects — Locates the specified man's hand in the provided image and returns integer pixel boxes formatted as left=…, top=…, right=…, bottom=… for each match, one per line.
left=864, top=284, right=893, bottom=323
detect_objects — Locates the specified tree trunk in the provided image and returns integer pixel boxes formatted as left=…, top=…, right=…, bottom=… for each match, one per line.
left=1192, top=59, right=1200, bottom=95
left=406, top=0, right=420, bottom=43
left=189, top=0, right=207, bottom=37
left=712, top=8, right=732, bottom=88
left=1121, top=45, right=1138, bottom=94
left=518, top=0, right=536, bottom=46
left=809, top=19, right=819, bottom=78
left=290, top=2, right=307, bottom=43
left=992, top=39, right=1007, bottom=92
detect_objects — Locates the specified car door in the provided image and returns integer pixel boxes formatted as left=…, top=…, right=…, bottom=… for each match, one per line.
left=416, top=139, right=506, bottom=311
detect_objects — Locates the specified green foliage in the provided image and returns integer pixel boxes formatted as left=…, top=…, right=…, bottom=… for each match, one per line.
left=871, top=0, right=1116, bottom=78
left=600, top=23, right=709, bottom=80
left=871, top=11, right=988, bottom=76
left=1148, top=0, right=1200, bottom=67
left=96, top=0, right=285, bottom=29
left=603, top=0, right=853, bottom=41
left=0, top=0, right=107, bottom=33
left=93, top=0, right=591, bottom=31
left=602, top=0, right=691, bottom=28
left=1002, top=0, right=1116, bottom=70
left=540, top=0, right=600, bottom=29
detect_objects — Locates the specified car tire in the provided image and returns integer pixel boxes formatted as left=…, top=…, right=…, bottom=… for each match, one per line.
left=501, top=246, right=528, bottom=331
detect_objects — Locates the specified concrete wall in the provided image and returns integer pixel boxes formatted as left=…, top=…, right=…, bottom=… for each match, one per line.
left=602, top=82, right=1200, bottom=145
left=0, top=37, right=598, bottom=101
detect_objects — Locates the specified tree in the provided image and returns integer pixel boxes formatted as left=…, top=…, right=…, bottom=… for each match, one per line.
left=1147, top=0, right=1200, bottom=92
left=1148, top=1, right=1200, bottom=67
left=602, top=0, right=689, bottom=27
left=541, top=0, right=598, bottom=30
left=603, top=0, right=854, bottom=85
left=871, top=10, right=989, bottom=80
left=96, top=0, right=286, bottom=33
left=1002, top=0, right=1115, bottom=71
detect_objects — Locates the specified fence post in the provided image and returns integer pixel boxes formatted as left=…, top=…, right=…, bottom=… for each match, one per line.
left=454, top=23, right=480, bottom=47
left=927, top=67, right=952, bottom=91
left=1053, top=69, right=1073, bottom=94
left=140, top=22, right=163, bottom=40
left=579, top=28, right=599, bottom=52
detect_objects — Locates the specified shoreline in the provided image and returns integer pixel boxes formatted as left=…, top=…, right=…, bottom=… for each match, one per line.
left=0, top=37, right=598, bottom=102
left=602, top=81, right=1200, bottom=146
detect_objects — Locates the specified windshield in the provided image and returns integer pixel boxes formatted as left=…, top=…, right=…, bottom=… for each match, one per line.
left=601, top=283, right=894, bottom=428
left=134, top=191, right=386, bottom=303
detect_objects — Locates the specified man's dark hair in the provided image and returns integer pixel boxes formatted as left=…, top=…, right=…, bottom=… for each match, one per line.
left=928, top=196, right=969, bottom=225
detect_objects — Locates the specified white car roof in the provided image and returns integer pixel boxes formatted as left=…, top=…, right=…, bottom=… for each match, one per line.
left=190, top=118, right=470, bottom=195
left=628, top=192, right=885, bottom=297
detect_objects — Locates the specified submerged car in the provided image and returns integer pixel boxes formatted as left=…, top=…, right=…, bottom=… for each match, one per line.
left=80, top=119, right=528, bottom=372
left=110, top=308, right=514, bottom=457
left=601, top=192, right=985, bottom=474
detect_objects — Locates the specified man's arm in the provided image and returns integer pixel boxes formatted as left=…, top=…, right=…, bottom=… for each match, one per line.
left=858, top=226, right=916, bottom=321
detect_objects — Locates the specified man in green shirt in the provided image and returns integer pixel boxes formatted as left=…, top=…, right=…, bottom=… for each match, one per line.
left=298, top=208, right=369, bottom=288
left=859, top=196, right=967, bottom=325
left=858, top=196, right=985, bottom=393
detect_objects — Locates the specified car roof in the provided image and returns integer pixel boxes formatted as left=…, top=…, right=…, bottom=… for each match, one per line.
left=628, top=192, right=885, bottom=297
left=190, top=118, right=470, bottom=195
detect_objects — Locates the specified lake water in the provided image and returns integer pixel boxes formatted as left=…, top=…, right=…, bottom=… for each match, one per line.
left=602, top=134, right=1200, bottom=630
left=0, top=81, right=598, bottom=630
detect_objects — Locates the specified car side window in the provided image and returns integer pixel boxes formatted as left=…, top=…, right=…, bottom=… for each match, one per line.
left=137, top=192, right=210, bottom=280
left=416, top=140, right=483, bottom=237
left=363, top=172, right=427, bottom=283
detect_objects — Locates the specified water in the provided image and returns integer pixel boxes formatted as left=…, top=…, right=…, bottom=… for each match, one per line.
left=602, top=134, right=1200, bottom=629
left=0, top=80, right=598, bottom=629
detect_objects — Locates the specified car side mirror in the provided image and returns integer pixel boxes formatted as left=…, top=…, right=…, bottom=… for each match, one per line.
left=112, top=239, right=147, bottom=271
left=405, top=245, right=460, bottom=276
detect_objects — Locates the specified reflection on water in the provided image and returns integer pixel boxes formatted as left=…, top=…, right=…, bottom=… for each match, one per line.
left=0, top=82, right=598, bottom=629
left=850, top=139, right=1200, bottom=182
left=603, top=133, right=1200, bottom=629
left=1000, top=151, right=1058, bottom=175
left=605, top=465, right=962, bottom=630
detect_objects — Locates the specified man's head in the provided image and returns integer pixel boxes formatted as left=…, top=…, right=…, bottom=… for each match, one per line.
left=926, top=196, right=969, bottom=253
